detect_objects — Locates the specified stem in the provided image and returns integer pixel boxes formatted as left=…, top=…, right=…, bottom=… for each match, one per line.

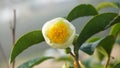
left=11, top=9, right=16, bottom=68
left=104, top=57, right=110, bottom=68
left=70, top=52, right=81, bottom=68
left=0, top=44, right=9, bottom=68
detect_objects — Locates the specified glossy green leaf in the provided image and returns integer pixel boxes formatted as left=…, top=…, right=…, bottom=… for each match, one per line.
left=66, top=4, right=98, bottom=21
left=79, top=37, right=100, bottom=55
left=110, top=23, right=120, bottom=36
left=18, top=57, right=54, bottom=68
left=80, top=40, right=100, bottom=55
left=96, top=2, right=119, bottom=10
left=97, top=35, right=115, bottom=57
left=114, top=63, right=120, bottom=68
left=74, top=13, right=120, bottom=55
left=80, top=37, right=102, bottom=55
left=10, top=30, right=44, bottom=63
left=80, top=35, right=115, bottom=57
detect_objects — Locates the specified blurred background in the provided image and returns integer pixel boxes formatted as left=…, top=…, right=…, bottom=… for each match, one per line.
left=0, top=0, right=120, bottom=68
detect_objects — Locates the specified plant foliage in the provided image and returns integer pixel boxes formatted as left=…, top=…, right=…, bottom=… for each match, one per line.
left=10, top=30, right=44, bottom=63
left=9, top=2, right=120, bottom=68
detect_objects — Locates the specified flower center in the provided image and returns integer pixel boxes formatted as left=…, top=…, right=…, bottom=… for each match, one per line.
left=47, top=20, right=69, bottom=44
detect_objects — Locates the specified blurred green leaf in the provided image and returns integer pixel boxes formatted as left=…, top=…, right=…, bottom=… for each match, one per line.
left=72, top=34, right=78, bottom=45
left=110, top=23, right=120, bottom=36
left=91, top=63, right=104, bottom=68
left=114, top=2, right=120, bottom=9
left=62, top=62, right=74, bottom=68
left=86, top=37, right=100, bottom=43
left=97, top=35, right=115, bottom=57
left=65, top=47, right=71, bottom=54
left=114, top=63, right=120, bottom=68
left=10, top=30, right=44, bottom=63
left=95, top=49, right=105, bottom=61
left=74, top=13, right=120, bottom=55
left=66, top=4, right=98, bottom=21
left=55, top=56, right=73, bottom=62
left=96, top=2, right=119, bottom=10
left=116, top=38, right=120, bottom=45
left=83, top=57, right=104, bottom=68
left=18, top=57, right=54, bottom=68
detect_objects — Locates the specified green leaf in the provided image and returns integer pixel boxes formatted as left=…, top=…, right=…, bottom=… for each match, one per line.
left=110, top=23, right=120, bottom=36
left=18, top=57, right=54, bottom=68
left=80, top=40, right=100, bottom=55
left=97, top=35, right=115, bottom=57
left=83, top=57, right=104, bottom=68
left=95, top=50, right=105, bottom=61
left=66, top=4, right=98, bottom=21
left=80, top=37, right=103, bottom=55
left=96, top=2, right=119, bottom=10
left=114, top=63, right=120, bottom=68
left=55, top=56, right=73, bottom=62
left=72, top=34, right=78, bottom=45
left=62, top=62, right=74, bottom=68
left=86, top=37, right=100, bottom=43
left=114, top=2, right=120, bottom=9
left=74, top=13, right=120, bottom=55
left=80, top=35, right=115, bottom=57
left=10, top=30, right=44, bottom=63
left=65, top=47, right=71, bottom=54
left=79, top=37, right=100, bottom=55
left=116, top=38, right=120, bottom=45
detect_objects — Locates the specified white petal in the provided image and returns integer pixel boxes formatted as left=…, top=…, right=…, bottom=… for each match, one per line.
left=42, top=17, right=76, bottom=49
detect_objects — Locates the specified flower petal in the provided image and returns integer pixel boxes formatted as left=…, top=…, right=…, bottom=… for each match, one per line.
left=42, top=17, right=76, bottom=49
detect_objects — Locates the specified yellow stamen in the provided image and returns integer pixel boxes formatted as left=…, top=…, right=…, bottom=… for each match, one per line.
left=47, top=20, right=69, bottom=44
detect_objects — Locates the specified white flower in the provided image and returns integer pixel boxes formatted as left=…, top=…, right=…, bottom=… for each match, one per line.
left=42, top=17, right=76, bottom=49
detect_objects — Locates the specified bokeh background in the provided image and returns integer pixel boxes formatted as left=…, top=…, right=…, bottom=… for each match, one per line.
left=0, top=0, right=120, bottom=68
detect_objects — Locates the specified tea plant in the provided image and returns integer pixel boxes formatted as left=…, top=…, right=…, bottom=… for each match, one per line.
left=10, top=2, right=120, bottom=68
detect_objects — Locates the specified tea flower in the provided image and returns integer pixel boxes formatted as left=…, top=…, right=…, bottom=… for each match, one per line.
left=42, top=17, right=75, bottom=49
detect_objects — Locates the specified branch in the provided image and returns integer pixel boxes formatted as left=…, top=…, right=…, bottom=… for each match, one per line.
left=70, top=52, right=81, bottom=68
left=104, top=57, right=110, bottom=68
left=11, top=9, right=16, bottom=68
left=0, top=43, right=9, bottom=68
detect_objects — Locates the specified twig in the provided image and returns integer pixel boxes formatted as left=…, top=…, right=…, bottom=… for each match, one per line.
left=104, top=57, right=110, bottom=68
left=0, top=43, right=9, bottom=68
left=11, top=9, right=16, bottom=68
left=70, top=52, right=81, bottom=68
left=70, top=52, right=75, bottom=58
